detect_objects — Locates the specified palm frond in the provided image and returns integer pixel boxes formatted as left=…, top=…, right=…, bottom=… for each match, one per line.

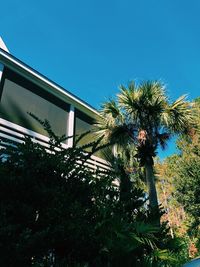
left=162, top=95, right=193, bottom=134
left=133, top=221, right=159, bottom=235
left=106, top=124, right=133, bottom=146
left=94, top=114, right=117, bottom=140
left=118, top=82, right=141, bottom=115
left=143, top=249, right=176, bottom=267
left=99, top=145, right=116, bottom=163
left=74, top=130, right=91, bottom=146
left=95, top=81, right=195, bottom=170
left=101, top=99, right=121, bottom=118
left=138, top=81, right=167, bottom=116
left=156, top=132, right=171, bottom=150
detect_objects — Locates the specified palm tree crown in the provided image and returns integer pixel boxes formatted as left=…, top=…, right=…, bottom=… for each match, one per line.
left=95, top=81, right=193, bottom=211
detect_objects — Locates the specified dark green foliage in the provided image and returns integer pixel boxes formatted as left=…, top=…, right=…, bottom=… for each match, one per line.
left=155, top=97, right=200, bottom=260
left=0, top=123, right=180, bottom=267
left=175, top=155, right=200, bottom=227
left=172, top=98, right=200, bottom=243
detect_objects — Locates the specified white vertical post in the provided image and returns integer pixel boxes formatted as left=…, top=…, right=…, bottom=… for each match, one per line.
left=0, top=63, right=4, bottom=83
left=112, top=144, right=117, bottom=157
left=67, top=105, right=75, bottom=147
left=0, top=37, right=8, bottom=84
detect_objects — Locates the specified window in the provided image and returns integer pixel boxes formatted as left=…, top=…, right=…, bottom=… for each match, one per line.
left=0, top=68, right=69, bottom=137
left=74, top=109, right=106, bottom=159
left=75, top=109, right=94, bottom=146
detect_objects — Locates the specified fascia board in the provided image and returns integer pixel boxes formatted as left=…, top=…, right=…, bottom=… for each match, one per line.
left=0, top=48, right=99, bottom=119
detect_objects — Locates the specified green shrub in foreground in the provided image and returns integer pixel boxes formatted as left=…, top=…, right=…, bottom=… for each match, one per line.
left=0, top=125, right=183, bottom=267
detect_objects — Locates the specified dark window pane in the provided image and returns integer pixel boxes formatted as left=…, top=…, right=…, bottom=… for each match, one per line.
left=0, top=78, right=68, bottom=137
left=75, top=109, right=94, bottom=145
left=75, top=109, right=106, bottom=159
left=75, top=116, right=94, bottom=145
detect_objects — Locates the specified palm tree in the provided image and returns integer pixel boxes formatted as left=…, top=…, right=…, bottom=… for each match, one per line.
left=95, top=81, right=193, bottom=212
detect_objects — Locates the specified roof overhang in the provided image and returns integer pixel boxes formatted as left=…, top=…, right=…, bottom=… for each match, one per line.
left=0, top=37, right=9, bottom=53
left=0, top=48, right=99, bottom=118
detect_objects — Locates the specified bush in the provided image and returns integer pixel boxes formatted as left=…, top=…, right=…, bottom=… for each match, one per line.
left=0, top=124, right=180, bottom=266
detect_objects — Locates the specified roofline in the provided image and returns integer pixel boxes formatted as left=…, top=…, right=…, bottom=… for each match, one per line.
left=0, top=37, right=9, bottom=53
left=0, top=48, right=99, bottom=115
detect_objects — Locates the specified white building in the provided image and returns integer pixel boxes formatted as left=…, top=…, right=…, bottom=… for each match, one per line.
left=0, top=38, right=109, bottom=170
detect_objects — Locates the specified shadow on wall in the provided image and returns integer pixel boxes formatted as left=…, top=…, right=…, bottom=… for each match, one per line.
left=0, top=98, right=50, bottom=136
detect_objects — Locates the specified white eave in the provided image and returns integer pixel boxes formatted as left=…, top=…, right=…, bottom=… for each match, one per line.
left=0, top=37, right=9, bottom=53
left=0, top=47, right=99, bottom=117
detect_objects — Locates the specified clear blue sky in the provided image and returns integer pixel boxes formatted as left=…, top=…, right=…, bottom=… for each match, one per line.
left=1, top=0, right=199, bottom=158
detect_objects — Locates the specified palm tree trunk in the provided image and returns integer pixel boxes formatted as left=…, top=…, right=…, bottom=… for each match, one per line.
left=118, top=164, right=132, bottom=203
left=144, top=158, right=159, bottom=210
